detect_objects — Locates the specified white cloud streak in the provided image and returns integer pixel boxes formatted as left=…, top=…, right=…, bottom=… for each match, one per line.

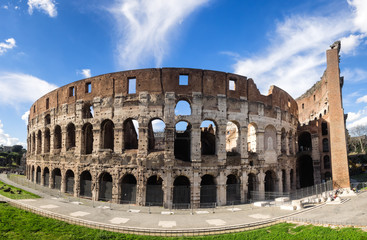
left=356, top=95, right=367, bottom=103
left=0, top=120, right=24, bottom=146
left=78, top=69, right=92, bottom=78
left=109, top=0, right=208, bottom=69
left=233, top=0, right=367, bottom=98
left=21, top=111, right=30, bottom=125
left=28, top=0, right=57, bottom=17
left=0, top=38, right=16, bottom=55
left=0, top=72, right=58, bottom=107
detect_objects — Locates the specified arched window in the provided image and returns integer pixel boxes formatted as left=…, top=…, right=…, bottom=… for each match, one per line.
left=175, top=100, right=191, bottom=116
left=54, top=125, right=62, bottom=150
left=148, top=119, right=166, bottom=151
left=124, top=119, right=139, bottom=150
left=99, top=172, right=112, bottom=201
left=247, top=123, right=257, bottom=152
left=36, top=130, right=42, bottom=154
left=200, top=120, right=216, bottom=155
left=281, top=128, right=286, bottom=153
left=66, top=123, right=76, bottom=150
left=43, top=167, right=50, bottom=187
left=65, top=170, right=74, bottom=194
left=82, top=102, right=94, bottom=119
left=226, top=121, right=239, bottom=155
left=80, top=171, right=92, bottom=197
left=82, top=123, right=93, bottom=154
left=323, top=138, right=329, bottom=152
left=322, top=122, right=328, bottom=135
left=324, top=155, right=331, bottom=169
left=174, top=121, right=191, bottom=162
left=101, top=119, right=114, bottom=150
left=44, top=128, right=50, bottom=153
left=44, top=114, right=51, bottom=125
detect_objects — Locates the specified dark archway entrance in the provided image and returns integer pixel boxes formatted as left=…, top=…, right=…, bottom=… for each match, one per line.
left=36, top=166, right=41, bottom=184
left=120, top=174, right=137, bottom=204
left=298, top=155, right=314, bottom=188
left=173, top=176, right=190, bottom=208
left=65, top=170, right=74, bottom=194
left=80, top=171, right=92, bottom=197
left=298, top=132, right=312, bottom=152
left=43, top=167, right=50, bottom=187
left=226, top=174, right=241, bottom=204
left=200, top=174, right=216, bottom=206
left=247, top=173, right=256, bottom=201
left=265, top=170, right=276, bottom=198
left=99, top=172, right=112, bottom=201
left=53, top=168, right=61, bottom=190
left=145, top=175, right=163, bottom=206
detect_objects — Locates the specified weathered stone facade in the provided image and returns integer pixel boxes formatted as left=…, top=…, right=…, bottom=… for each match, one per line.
left=26, top=67, right=298, bottom=207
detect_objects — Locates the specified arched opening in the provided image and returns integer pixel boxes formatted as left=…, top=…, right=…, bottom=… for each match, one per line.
left=226, top=121, right=239, bottom=155
left=145, top=175, right=163, bottom=206
left=290, top=169, right=294, bottom=189
left=101, top=119, right=114, bottom=150
left=44, top=114, right=51, bottom=125
left=175, top=100, right=191, bottom=116
left=120, top=174, right=137, bottom=204
left=226, top=174, right=240, bottom=204
left=282, top=169, right=286, bottom=192
left=82, top=123, right=93, bottom=154
left=54, top=125, right=62, bottom=150
left=44, top=128, right=50, bottom=153
left=36, top=130, right=42, bottom=154
left=123, top=119, right=139, bottom=150
left=173, top=176, right=190, bottom=207
left=281, top=128, right=286, bottom=154
left=247, top=173, right=257, bottom=201
left=264, top=125, right=276, bottom=151
left=32, top=133, right=36, bottom=153
left=82, top=102, right=94, bottom=119
left=99, top=172, right=112, bottom=201
left=321, top=122, right=328, bottom=135
left=325, top=172, right=332, bottom=181
left=80, top=171, right=92, bottom=197
left=52, top=168, right=62, bottom=190
left=200, top=174, right=216, bottom=206
left=174, top=121, right=191, bottom=162
left=148, top=119, right=166, bottom=152
left=66, top=123, right=76, bottom=150
left=298, top=155, right=314, bottom=187
left=247, top=123, right=257, bottom=152
left=289, top=131, right=294, bottom=154
left=31, top=165, right=35, bottom=182
left=36, top=166, right=41, bottom=184
left=65, top=170, right=74, bottom=194
left=200, top=120, right=216, bottom=155
left=265, top=170, right=276, bottom=194
left=324, top=155, right=331, bottom=169
left=298, top=132, right=311, bottom=152
left=322, top=138, right=329, bottom=152
left=43, top=167, right=50, bottom=187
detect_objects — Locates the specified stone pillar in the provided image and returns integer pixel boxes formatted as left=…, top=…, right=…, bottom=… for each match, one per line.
left=163, top=172, right=172, bottom=209
left=217, top=172, right=226, bottom=206
left=75, top=125, right=82, bottom=156
left=164, top=126, right=175, bottom=163
left=164, top=92, right=175, bottom=164
left=241, top=171, right=248, bottom=203
left=50, top=132, right=55, bottom=155
left=217, top=122, right=227, bottom=164
left=92, top=125, right=101, bottom=154
left=311, top=134, right=321, bottom=184
left=41, top=129, right=45, bottom=154
left=60, top=170, right=66, bottom=193
left=61, top=128, right=67, bottom=154
left=92, top=174, right=98, bottom=201
left=49, top=171, right=54, bottom=188
left=285, top=132, right=290, bottom=155
left=74, top=172, right=80, bottom=198
left=112, top=175, right=119, bottom=204
left=40, top=168, right=44, bottom=186
left=191, top=169, right=200, bottom=208
left=256, top=129, right=265, bottom=154
left=277, top=170, right=283, bottom=193
left=240, top=126, right=248, bottom=164
left=285, top=169, right=291, bottom=193
left=258, top=170, right=265, bottom=200
left=276, top=131, right=282, bottom=155
left=114, top=124, right=123, bottom=154
left=191, top=123, right=201, bottom=163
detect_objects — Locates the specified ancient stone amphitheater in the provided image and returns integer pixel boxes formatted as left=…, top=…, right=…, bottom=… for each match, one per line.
left=26, top=68, right=298, bottom=208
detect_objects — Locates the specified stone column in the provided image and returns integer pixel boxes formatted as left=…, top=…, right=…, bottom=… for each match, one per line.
left=256, top=129, right=265, bottom=154
left=50, top=131, right=55, bottom=155
left=112, top=175, right=119, bottom=204
left=217, top=172, right=226, bottom=206
left=258, top=170, right=265, bottom=200
left=61, top=128, right=67, bottom=154
left=285, top=169, right=291, bottom=193
left=164, top=126, right=175, bottom=163
left=285, top=132, right=290, bottom=155
left=60, top=170, right=66, bottom=193
left=49, top=171, right=54, bottom=188
left=240, top=126, right=248, bottom=164
left=191, top=123, right=201, bottom=163
left=276, top=131, right=282, bottom=155
left=40, top=168, right=44, bottom=186
left=311, top=134, right=321, bottom=184
left=163, top=172, right=172, bottom=209
left=75, top=125, right=82, bottom=156
left=217, top=122, right=227, bottom=165
left=113, top=124, right=123, bottom=154
left=74, top=172, right=80, bottom=198
left=41, top=129, right=45, bottom=154
left=191, top=170, right=200, bottom=208
left=92, top=125, right=101, bottom=154
left=241, top=171, right=248, bottom=203
left=277, top=170, right=283, bottom=193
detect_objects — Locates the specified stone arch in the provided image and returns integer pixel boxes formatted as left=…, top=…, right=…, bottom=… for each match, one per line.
left=54, top=125, right=62, bottom=150
left=173, top=175, right=191, bottom=207
left=65, top=170, right=75, bottom=194
left=52, top=168, right=62, bottom=190
left=36, top=166, right=41, bottom=184
left=44, top=128, right=50, bottom=153
left=200, top=174, right=216, bottom=205
left=120, top=174, right=137, bottom=204
left=123, top=118, right=139, bottom=150
left=44, top=114, right=51, bottom=125
left=43, top=167, right=50, bottom=187
left=82, top=123, right=93, bottom=154
left=148, top=118, right=166, bottom=152
left=174, top=121, right=191, bottom=162
left=247, top=173, right=257, bottom=201
left=264, top=125, right=276, bottom=151
left=145, top=175, right=163, bottom=206
left=175, top=99, right=191, bottom=116
left=265, top=170, right=276, bottom=193
left=101, top=119, right=114, bottom=150
left=99, top=172, right=113, bottom=201
left=226, top=121, right=239, bottom=155
left=80, top=170, right=92, bottom=198
left=82, top=102, right=94, bottom=119
left=247, top=123, right=257, bottom=152
left=298, top=131, right=311, bottom=152
left=226, top=174, right=241, bottom=204
left=36, top=130, right=42, bottom=154
left=298, top=155, right=314, bottom=187
left=200, top=120, right=216, bottom=155
left=66, top=123, right=76, bottom=151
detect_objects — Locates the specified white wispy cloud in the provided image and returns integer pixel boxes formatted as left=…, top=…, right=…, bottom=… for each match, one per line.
left=109, top=0, right=208, bottom=69
left=356, top=95, right=367, bottom=103
left=0, top=72, right=58, bottom=107
left=78, top=69, right=92, bottom=78
left=0, top=120, right=24, bottom=146
left=28, top=0, right=57, bottom=17
left=347, top=107, right=367, bottom=129
left=342, top=68, right=367, bottom=82
left=21, top=111, right=30, bottom=125
left=0, top=38, right=16, bottom=55
left=233, top=0, right=367, bottom=98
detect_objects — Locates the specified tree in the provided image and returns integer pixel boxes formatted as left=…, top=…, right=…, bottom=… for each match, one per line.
left=12, top=145, right=23, bottom=153
left=349, top=125, right=367, bottom=154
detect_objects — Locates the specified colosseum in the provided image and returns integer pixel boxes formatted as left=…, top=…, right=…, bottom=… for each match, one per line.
left=26, top=42, right=350, bottom=208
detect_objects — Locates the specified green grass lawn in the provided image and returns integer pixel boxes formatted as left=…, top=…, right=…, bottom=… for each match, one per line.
left=0, top=203, right=366, bottom=240
left=0, top=181, right=40, bottom=199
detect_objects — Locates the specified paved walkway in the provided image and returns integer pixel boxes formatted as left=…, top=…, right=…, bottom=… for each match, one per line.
left=1, top=174, right=367, bottom=235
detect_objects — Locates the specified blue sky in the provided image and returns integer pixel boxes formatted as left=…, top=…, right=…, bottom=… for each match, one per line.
left=0, top=0, right=366, bottom=147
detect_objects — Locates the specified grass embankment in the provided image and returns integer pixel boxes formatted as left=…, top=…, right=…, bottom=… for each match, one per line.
left=0, top=181, right=40, bottom=199
left=0, top=203, right=366, bottom=240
